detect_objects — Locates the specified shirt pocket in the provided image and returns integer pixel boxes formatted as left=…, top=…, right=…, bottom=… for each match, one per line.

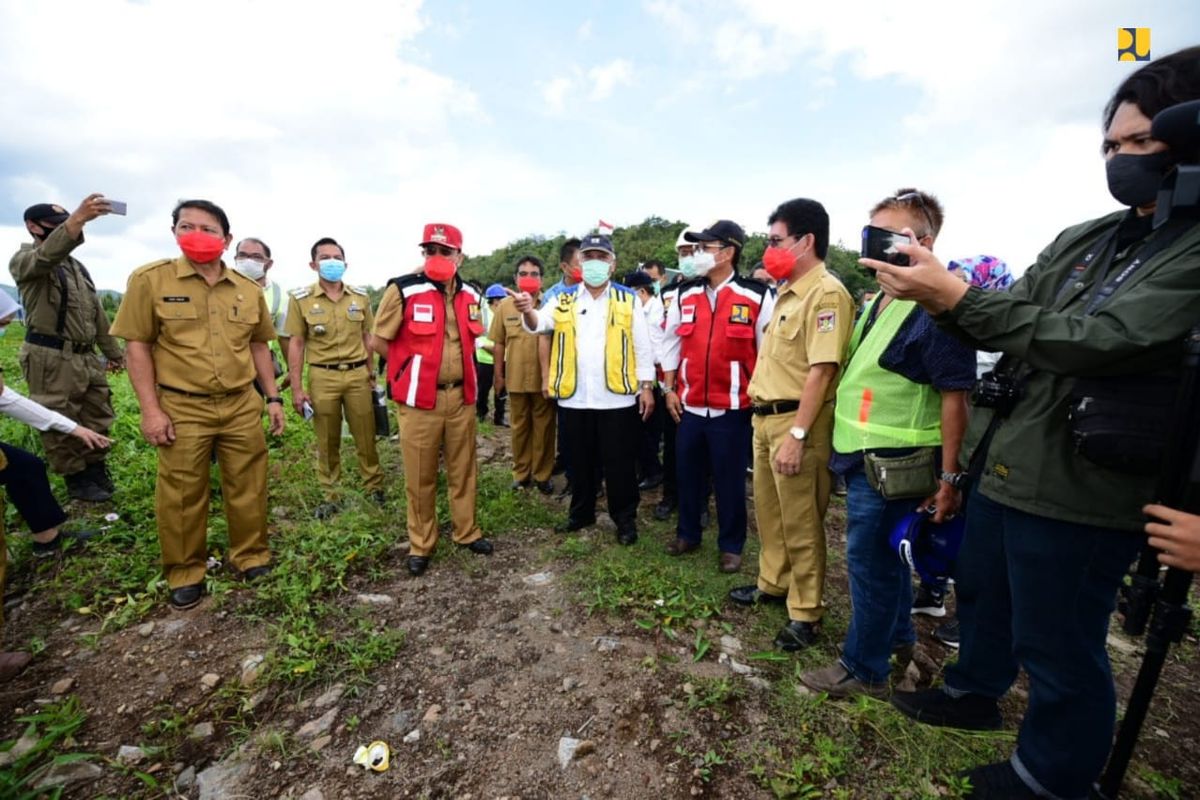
left=154, top=301, right=204, bottom=348
left=726, top=324, right=754, bottom=340
left=226, top=298, right=261, bottom=328
left=768, top=314, right=802, bottom=359
left=676, top=322, right=696, bottom=338
left=408, top=319, right=438, bottom=336
left=347, top=308, right=366, bottom=323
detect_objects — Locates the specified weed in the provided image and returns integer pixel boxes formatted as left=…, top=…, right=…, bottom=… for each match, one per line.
left=0, top=695, right=95, bottom=800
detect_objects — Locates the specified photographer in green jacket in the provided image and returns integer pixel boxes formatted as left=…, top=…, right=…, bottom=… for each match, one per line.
left=866, top=46, right=1200, bottom=800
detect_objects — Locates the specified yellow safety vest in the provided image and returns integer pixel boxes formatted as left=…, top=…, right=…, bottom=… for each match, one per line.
left=547, top=285, right=638, bottom=399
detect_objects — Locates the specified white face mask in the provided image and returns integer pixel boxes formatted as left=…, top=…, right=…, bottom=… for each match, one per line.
left=234, top=258, right=266, bottom=281
left=692, top=250, right=717, bottom=277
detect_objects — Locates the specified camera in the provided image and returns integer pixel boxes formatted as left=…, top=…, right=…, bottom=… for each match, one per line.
left=970, top=370, right=1022, bottom=416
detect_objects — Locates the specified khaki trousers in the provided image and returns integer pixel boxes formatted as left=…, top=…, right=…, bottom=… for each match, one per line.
left=308, top=365, right=382, bottom=500
left=752, top=401, right=835, bottom=623
left=508, top=391, right=556, bottom=482
left=156, top=386, right=271, bottom=588
left=397, top=387, right=481, bottom=556
left=19, top=344, right=114, bottom=475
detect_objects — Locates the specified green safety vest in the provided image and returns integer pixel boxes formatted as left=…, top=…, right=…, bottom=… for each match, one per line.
left=475, top=302, right=495, bottom=365
left=832, top=296, right=942, bottom=453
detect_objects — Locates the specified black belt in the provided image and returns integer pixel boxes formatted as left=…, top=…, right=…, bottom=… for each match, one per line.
left=25, top=331, right=95, bottom=353
left=751, top=400, right=800, bottom=416
left=309, top=359, right=368, bottom=371
left=437, top=380, right=463, bottom=391
left=158, top=383, right=250, bottom=399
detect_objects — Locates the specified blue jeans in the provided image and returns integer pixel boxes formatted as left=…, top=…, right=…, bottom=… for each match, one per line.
left=946, top=490, right=1141, bottom=800
left=676, top=409, right=750, bottom=554
left=840, top=469, right=917, bottom=684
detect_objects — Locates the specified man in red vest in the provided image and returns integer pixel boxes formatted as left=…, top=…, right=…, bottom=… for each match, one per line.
left=661, top=220, right=774, bottom=573
left=372, top=223, right=493, bottom=577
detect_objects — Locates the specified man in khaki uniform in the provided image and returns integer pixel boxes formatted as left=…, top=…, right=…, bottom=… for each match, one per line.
left=9, top=195, right=124, bottom=502
left=110, top=199, right=284, bottom=611
left=728, top=198, right=853, bottom=652
left=373, top=223, right=492, bottom=577
left=286, top=237, right=383, bottom=518
left=491, top=255, right=556, bottom=493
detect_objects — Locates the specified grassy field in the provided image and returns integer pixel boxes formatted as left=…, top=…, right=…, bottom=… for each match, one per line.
left=0, top=318, right=1194, bottom=799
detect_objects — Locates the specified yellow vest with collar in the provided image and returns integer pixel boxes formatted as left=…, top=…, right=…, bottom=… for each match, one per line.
left=547, top=285, right=638, bottom=399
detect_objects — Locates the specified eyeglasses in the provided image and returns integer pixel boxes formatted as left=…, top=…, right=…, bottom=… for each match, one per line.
left=516, top=270, right=540, bottom=277
left=891, top=192, right=936, bottom=234
left=766, top=235, right=796, bottom=248
left=700, top=243, right=728, bottom=252
left=422, top=244, right=456, bottom=257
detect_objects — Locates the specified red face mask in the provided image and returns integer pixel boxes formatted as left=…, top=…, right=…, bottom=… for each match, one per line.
left=517, top=276, right=542, bottom=294
left=424, top=255, right=457, bottom=282
left=567, top=266, right=582, bottom=282
left=177, top=231, right=226, bottom=264
left=762, top=243, right=799, bottom=282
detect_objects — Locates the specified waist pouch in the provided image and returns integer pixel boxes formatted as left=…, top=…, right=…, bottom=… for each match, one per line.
left=1067, top=376, right=1176, bottom=476
left=864, top=448, right=938, bottom=500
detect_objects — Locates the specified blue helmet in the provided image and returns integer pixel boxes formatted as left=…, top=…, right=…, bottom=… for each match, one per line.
left=889, top=510, right=966, bottom=583
left=484, top=283, right=506, bottom=300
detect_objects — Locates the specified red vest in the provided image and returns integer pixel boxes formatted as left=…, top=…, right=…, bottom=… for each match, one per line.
left=675, top=276, right=767, bottom=410
left=386, top=276, right=484, bottom=410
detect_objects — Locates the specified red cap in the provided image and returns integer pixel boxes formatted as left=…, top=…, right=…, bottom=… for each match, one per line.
left=420, top=223, right=462, bottom=250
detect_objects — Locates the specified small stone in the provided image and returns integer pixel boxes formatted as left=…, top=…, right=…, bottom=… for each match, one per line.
left=0, top=733, right=39, bottom=767
left=745, top=676, right=771, bottom=692
left=297, top=708, right=337, bottom=739
left=403, top=729, right=420, bottom=744
left=1153, top=727, right=1170, bottom=739
left=562, top=677, right=579, bottom=692
left=574, top=740, right=596, bottom=759
left=682, top=682, right=695, bottom=695
left=523, top=571, right=553, bottom=587
left=177, top=765, right=196, bottom=789
left=593, top=636, right=619, bottom=653
left=388, top=710, right=415, bottom=733
left=299, top=790, right=325, bottom=800
left=649, top=738, right=661, bottom=753
left=240, top=655, right=265, bottom=686
left=355, top=593, right=395, bottom=605
left=1106, top=633, right=1138, bottom=655
left=34, top=761, right=103, bottom=789
left=310, top=735, right=332, bottom=752
left=429, top=646, right=447, bottom=657
left=191, top=722, right=215, bottom=739
left=718, top=634, right=742, bottom=655
left=138, top=622, right=155, bottom=637
left=200, top=673, right=220, bottom=690
left=270, top=760, right=281, bottom=770
left=423, top=704, right=442, bottom=723
left=117, top=745, right=147, bottom=765
left=557, top=737, right=581, bottom=768
left=314, top=684, right=344, bottom=708
left=270, top=505, right=290, bottom=520
left=50, top=677, right=75, bottom=694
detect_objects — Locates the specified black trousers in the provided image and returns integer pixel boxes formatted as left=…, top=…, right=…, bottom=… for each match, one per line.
left=562, top=405, right=640, bottom=531
left=1, top=442, right=68, bottom=532
left=637, top=388, right=665, bottom=480
left=474, top=362, right=506, bottom=423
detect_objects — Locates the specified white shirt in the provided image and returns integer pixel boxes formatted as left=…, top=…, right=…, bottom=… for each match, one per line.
left=638, top=293, right=666, bottom=369
left=0, top=386, right=77, bottom=433
left=525, top=284, right=656, bottom=410
left=660, top=273, right=776, bottom=418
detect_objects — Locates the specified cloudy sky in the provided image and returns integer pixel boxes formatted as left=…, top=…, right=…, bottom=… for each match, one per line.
left=1, top=0, right=1196, bottom=292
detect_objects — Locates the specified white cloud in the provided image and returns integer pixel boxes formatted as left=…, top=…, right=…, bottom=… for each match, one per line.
left=540, top=76, right=575, bottom=113
left=578, top=19, right=593, bottom=39
left=588, top=58, right=635, bottom=101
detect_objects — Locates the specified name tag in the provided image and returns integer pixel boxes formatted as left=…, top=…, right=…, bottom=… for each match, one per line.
left=162, top=296, right=190, bottom=303
left=413, top=303, right=434, bottom=323
left=681, top=305, right=696, bottom=324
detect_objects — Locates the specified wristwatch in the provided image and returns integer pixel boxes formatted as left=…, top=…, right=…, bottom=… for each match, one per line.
left=789, top=426, right=807, bottom=441
left=266, top=396, right=284, bottom=405
left=939, top=471, right=967, bottom=489
left=640, top=381, right=654, bottom=391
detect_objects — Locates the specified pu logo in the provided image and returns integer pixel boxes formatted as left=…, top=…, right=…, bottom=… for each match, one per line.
left=1117, top=28, right=1150, bottom=62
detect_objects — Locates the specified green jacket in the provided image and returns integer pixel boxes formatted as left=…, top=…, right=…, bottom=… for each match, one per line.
left=939, top=210, right=1200, bottom=531
left=9, top=225, right=122, bottom=359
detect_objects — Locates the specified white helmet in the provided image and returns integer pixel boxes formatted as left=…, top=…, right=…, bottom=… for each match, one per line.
left=675, top=225, right=696, bottom=249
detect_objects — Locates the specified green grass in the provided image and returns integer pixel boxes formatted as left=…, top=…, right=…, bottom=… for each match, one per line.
left=0, top=695, right=96, bottom=800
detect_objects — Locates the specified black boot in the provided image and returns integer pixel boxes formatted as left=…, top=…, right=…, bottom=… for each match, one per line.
left=65, top=471, right=112, bottom=503
left=84, top=462, right=115, bottom=493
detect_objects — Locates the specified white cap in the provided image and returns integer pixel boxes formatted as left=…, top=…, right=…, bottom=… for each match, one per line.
left=675, top=225, right=696, bottom=249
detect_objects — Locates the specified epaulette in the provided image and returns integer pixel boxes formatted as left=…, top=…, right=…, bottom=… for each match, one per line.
left=129, top=258, right=176, bottom=277
left=348, top=285, right=369, bottom=295
left=290, top=287, right=312, bottom=299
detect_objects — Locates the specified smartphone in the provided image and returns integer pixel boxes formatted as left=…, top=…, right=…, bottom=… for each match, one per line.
left=106, top=200, right=128, bottom=216
left=861, top=225, right=912, bottom=266
left=303, top=401, right=315, bottom=421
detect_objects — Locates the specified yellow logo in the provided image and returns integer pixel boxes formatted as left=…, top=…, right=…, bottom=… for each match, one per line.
left=1117, top=28, right=1150, bottom=62
left=730, top=304, right=751, bottom=324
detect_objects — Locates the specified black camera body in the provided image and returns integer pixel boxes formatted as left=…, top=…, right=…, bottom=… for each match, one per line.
left=970, top=370, right=1022, bottom=417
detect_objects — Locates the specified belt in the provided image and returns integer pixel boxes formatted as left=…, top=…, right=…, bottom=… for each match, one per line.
left=309, top=359, right=368, bottom=371
left=25, top=331, right=95, bottom=354
left=751, top=400, right=800, bottom=416
left=437, top=380, right=464, bottom=391
left=158, top=383, right=250, bottom=399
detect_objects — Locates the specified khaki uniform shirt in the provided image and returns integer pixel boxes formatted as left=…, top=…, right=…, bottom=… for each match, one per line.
left=110, top=257, right=275, bottom=394
left=283, top=282, right=374, bottom=365
left=9, top=225, right=122, bottom=359
left=748, top=263, right=853, bottom=403
left=374, top=282, right=465, bottom=384
left=489, top=295, right=543, bottom=393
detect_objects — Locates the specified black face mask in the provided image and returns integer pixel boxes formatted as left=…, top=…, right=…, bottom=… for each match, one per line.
left=1105, top=150, right=1174, bottom=208
left=32, top=222, right=58, bottom=240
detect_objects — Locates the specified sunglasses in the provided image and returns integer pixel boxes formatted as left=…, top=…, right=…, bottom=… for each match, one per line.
left=422, top=244, right=456, bottom=257
left=891, top=192, right=936, bottom=234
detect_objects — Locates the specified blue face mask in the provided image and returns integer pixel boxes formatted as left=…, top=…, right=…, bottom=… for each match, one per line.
left=678, top=255, right=697, bottom=279
left=318, top=258, right=346, bottom=282
left=581, top=258, right=611, bottom=288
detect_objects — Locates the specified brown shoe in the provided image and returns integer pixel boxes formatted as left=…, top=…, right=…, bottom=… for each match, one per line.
left=799, top=661, right=888, bottom=699
left=664, top=537, right=700, bottom=556
left=0, top=651, right=32, bottom=682
left=718, top=553, right=742, bottom=573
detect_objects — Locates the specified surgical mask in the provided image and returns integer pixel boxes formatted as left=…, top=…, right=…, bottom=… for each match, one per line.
left=692, top=251, right=717, bottom=277
left=424, top=255, right=457, bottom=282
left=317, top=258, right=347, bottom=282
left=678, top=255, right=697, bottom=279
left=1106, top=151, right=1174, bottom=207
left=762, top=240, right=805, bottom=282
left=177, top=231, right=226, bottom=264
left=234, top=258, right=266, bottom=282
left=581, top=259, right=611, bottom=288
left=651, top=281, right=661, bottom=296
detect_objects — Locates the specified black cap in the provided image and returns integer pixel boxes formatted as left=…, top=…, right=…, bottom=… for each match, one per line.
left=579, top=233, right=615, bottom=256
left=624, top=271, right=654, bottom=289
left=685, top=219, right=745, bottom=249
left=23, top=203, right=70, bottom=225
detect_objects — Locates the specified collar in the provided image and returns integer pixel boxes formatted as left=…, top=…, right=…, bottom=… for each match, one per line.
left=311, top=280, right=347, bottom=299
left=780, top=262, right=827, bottom=299
left=174, top=256, right=234, bottom=283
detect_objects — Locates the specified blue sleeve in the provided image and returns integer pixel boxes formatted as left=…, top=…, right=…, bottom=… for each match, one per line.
left=880, top=307, right=977, bottom=391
